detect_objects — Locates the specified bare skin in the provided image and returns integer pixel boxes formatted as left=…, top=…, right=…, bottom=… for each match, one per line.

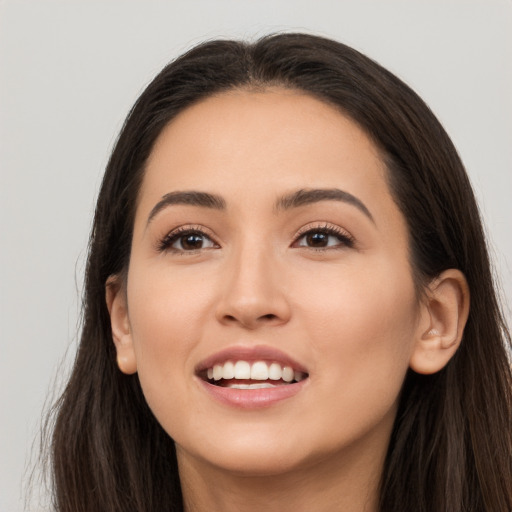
left=107, top=89, right=469, bottom=512
left=176, top=424, right=385, bottom=512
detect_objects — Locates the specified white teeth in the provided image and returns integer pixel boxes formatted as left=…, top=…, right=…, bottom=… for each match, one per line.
left=227, top=382, right=276, bottom=390
left=206, top=360, right=307, bottom=384
left=213, top=364, right=223, bottom=381
left=250, top=361, right=269, bottom=380
left=223, top=361, right=235, bottom=379
left=268, top=362, right=282, bottom=380
left=282, top=366, right=294, bottom=383
left=234, top=360, right=251, bottom=379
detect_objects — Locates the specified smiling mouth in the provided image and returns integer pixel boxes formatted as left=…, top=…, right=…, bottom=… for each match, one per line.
left=199, top=360, right=308, bottom=389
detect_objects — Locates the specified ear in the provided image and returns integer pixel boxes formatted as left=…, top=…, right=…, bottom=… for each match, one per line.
left=105, top=275, right=137, bottom=375
left=409, top=269, right=470, bottom=375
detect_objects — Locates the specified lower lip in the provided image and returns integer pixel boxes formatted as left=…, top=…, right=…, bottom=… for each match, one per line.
left=197, top=378, right=307, bottom=409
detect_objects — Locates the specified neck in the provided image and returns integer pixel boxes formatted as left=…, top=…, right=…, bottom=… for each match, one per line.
left=177, top=434, right=387, bottom=512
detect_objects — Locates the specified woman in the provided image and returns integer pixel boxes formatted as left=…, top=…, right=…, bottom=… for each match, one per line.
left=48, top=33, right=512, bottom=511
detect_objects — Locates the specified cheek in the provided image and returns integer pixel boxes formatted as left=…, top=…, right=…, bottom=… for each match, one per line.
left=296, top=259, right=418, bottom=397
left=125, top=264, right=214, bottom=394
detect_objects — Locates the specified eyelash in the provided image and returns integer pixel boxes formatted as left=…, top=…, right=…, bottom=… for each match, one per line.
left=157, top=223, right=355, bottom=254
left=157, top=225, right=219, bottom=254
left=293, top=223, right=355, bottom=250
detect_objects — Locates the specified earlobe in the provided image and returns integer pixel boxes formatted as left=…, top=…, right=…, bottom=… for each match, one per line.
left=106, top=276, right=138, bottom=375
left=409, top=269, right=470, bottom=375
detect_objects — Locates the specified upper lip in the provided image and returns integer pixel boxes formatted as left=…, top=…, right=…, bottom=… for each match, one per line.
left=195, top=345, right=308, bottom=374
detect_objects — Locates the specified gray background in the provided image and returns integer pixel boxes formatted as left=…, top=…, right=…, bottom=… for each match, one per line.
left=1, top=1, right=511, bottom=510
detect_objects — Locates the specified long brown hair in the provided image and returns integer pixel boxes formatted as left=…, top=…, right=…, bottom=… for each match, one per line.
left=46, top=33, right=512, bottom=511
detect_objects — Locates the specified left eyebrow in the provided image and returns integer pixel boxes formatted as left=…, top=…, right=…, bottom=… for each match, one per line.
left=274, top=188, right=375, bottom=223
left=147, top=190, right=226, bottom=226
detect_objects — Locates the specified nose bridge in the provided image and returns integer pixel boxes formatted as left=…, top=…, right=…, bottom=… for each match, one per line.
left=216, top=233, right=290, bottom=328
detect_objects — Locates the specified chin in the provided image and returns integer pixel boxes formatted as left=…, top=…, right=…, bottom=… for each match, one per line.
left=175, top=425, right=335, bottom=478
left=198, top=447, right=310, bottom=477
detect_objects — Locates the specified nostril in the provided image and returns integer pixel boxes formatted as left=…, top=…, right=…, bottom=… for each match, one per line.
left=221, top=312, right=279, bottom=329
left=219, top=305, right=290, bottom=328
left=223, top=313, right=277, bottom=322
left=225, top=313, right=276, bottom=322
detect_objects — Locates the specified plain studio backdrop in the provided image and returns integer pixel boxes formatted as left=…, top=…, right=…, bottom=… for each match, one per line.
left=0, top=1, right=511, bottom=510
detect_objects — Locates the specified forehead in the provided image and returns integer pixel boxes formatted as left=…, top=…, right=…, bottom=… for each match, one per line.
left=141, top=88, right=389, bottom=202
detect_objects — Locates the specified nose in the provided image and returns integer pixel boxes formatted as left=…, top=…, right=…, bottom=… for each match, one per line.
left=215, top=243, right=292, bottom=330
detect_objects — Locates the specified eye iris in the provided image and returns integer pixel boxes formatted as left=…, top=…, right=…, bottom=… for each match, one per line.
left=306, top=232, right=328, bottom=247
left=181, top=234, right=204, bottom=250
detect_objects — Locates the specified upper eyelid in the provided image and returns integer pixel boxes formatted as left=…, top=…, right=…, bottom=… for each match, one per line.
left=163, top=224, right=217, bottom=239
left=293, top=222, right=353, bottom=238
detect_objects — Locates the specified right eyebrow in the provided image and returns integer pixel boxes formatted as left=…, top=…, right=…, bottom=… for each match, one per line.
left=274, top=188, right=375, bottom=223
left=146, top=191, right=226, bottom=226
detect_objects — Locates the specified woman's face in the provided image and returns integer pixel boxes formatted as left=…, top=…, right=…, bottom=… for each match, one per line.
left=117, top=89, right=426, bottom=476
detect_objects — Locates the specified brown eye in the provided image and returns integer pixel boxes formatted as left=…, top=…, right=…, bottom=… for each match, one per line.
left=179, top=234, right=207, bottom=250
left=159, top=229, right=217, bottom=253
left=295, top=227, right=354, bottom=249
left=305, top=232, right=329, bottom=247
